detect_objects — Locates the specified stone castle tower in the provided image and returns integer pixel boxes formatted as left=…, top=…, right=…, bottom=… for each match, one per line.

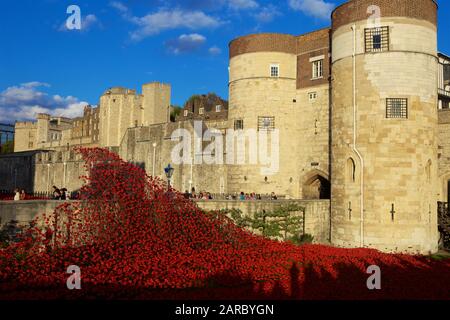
left=228, top=34, right=300, bottom=196
left=330, top=0, right=439, bottom=253
left=99, top=83, right=171, bottom=147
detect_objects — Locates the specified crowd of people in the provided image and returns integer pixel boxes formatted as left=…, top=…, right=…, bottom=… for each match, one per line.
left=183, top=188, right=279, bottom=201
left=7, top=186, right=278, bottom=202
left=10, top=186, right=73, bottom=201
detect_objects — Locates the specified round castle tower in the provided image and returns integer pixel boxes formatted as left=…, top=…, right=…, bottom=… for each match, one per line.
left=227, top=34, right=300, bottom=197
left=330, top=0, right=439, bottom=253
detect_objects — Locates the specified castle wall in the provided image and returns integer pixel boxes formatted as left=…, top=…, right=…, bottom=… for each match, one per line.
left=14, top=122, right=37, bottom=152
left=296, top=83, right=330, bottom=199
left=0, top=152, right=37, bottom=191
left=119, top=119, right=228, bottom=194
left=99, top=91, right=143, bottom=148
left=330, top=0, right=439, bottom=254
left=0, top=199, right=330, bottom=243
left=33, top=151, right=87, bottom=193
left=295, top=29, right=331, bottom=199
left=142, top=82, right=171, bottom=126
left=228, top=44, right=300, bottom=197
left=438, top=109, right=450, bottom=202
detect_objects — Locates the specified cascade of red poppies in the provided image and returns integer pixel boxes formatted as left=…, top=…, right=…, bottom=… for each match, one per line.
left=0, top=147, right=449, bottom=300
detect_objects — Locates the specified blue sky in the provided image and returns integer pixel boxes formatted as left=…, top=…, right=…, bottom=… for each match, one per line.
left=0, top=0, right=449, bottom=123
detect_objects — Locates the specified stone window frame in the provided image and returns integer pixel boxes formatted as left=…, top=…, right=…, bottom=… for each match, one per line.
left=310, top=57, right=324, bottom=80
left=216, top=105, right=222, bottom=112
left=308, top=92, right=318, bottom=101
left=199, top=107, right=204, bottom=115
left=347, top=158, right=356, bottom=183
left=365, top=26, right=390, bottom=53
left=270, top=64, right=280, bottom=78
left=386, top=98, right=408, bottom=119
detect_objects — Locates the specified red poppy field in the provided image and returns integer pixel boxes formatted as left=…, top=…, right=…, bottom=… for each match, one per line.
left=0, top=148, right=449, bottom=300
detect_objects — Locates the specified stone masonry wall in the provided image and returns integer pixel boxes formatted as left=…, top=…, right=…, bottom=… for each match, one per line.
left=0, top=199, right=331, bottom=244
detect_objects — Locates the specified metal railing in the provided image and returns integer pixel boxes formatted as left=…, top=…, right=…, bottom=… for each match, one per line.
left=438, top=88, right=450, bottom=98
left=0, top=190, right=79, bottom=201
left=189, top=193, right=285, bottom=201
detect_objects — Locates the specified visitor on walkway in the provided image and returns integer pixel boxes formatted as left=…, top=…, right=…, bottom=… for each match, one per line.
left=13, top=188, right=20, bottom=201
left=190, top=187, right=196, bottom=199
left=52, top=186, right=61, bottom=200
left=239, top=192, right=245, bottom=201
left=60, top=188, right=67, bottom=200
left=20, top=189, right=26, bottom=200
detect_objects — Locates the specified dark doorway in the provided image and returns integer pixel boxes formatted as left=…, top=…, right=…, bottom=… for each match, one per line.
left=303, top=175, right=331, bottom=200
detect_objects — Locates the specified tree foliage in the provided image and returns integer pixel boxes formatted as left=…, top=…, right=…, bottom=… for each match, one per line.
left=219, top=204, right=308, bottom=243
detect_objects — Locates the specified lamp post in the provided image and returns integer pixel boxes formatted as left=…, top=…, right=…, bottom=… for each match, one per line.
left=164, top=164, right=174, bottom=191
left=152, top=142, right=157, bottom=177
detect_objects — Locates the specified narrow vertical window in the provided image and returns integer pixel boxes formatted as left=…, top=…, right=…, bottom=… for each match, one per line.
left=347, top=158, right=356, bottom=182
left=312, top=60, right=323, bottom=79
left=270, top=64, right=279, bottom=77
left=426, top=160, right=432, bottom=183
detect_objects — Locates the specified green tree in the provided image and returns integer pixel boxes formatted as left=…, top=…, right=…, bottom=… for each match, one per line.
left=0, top=140, right=14, bottom=154
left=170, top=106, right=182, bottom=122
left=218, top=204, right=308, bottom=243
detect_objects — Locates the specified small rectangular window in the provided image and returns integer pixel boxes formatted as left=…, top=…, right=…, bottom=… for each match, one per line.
left=184, top=110, right=188, bottom=117
left=270, top=64, right=279, bottom=77
left=365, top=26, right=389, bottom=52
left=386, top=98, right=408, bottom=119
left=216, top=105, right=222, bottom=112
left=309, top=92, right=317, bottom=101
left=312, top=60, right=323, bottom=79
left=199, top=107, right=204, bottom=115
left=234, top=119, right=244, bottom=130
left=258, top=116, right=275, bottom=131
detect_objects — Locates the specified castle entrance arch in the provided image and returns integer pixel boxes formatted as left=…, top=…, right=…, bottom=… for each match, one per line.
left=302, top=170, right=330, bottom=200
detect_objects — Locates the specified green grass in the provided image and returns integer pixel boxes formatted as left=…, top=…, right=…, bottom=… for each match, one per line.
left=429, top=253, right=450, bottom=261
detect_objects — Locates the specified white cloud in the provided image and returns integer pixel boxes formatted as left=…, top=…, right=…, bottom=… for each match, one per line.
left=82, top=14, right=100, bottom=30
left=117, top=7, right=222, bottom=42
left=229, top=0, right=259, bottom=10
left=288, top=0, right=334, bottom=20
left=0, top=82, right=90, bottom=122
left=165, top=33, right=207, bottom=54
left=110, top=1, right=128, bottom=13
left=254, top=5, right=281, bottom=23
left=208, top=46, right=222, bottom=55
